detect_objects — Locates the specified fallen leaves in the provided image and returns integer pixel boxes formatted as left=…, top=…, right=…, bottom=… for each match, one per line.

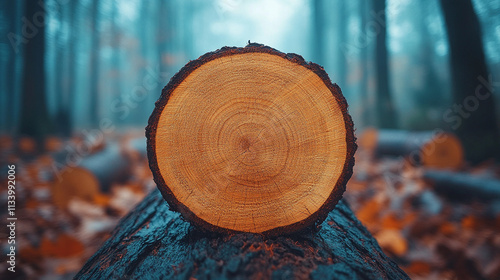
left=39, top=234, right=85, bottom=258
left=345, top=149, right=500, bottom=280
left=374, top=229, right=408, bottom=256
left=2, top=132, right=500, bottom=279
left=0, top=133, right=151, bottom=278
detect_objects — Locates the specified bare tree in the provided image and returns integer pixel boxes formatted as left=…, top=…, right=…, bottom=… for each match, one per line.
left=19, top=0, right=53, bottom=141
left=373, top=0, right=397, bottom=128
left=440, top=0, right=500, bottom=162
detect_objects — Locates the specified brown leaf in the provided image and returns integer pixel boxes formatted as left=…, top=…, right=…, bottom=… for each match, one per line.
left=404, top=260, right=431, bottom=275
left=375, top=229, right=408, bottom=256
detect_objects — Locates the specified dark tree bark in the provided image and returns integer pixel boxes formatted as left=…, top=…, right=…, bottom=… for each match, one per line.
left=76, top=189, right=409, bottom=279
left=439, top=0, right=500, bottom=163
left=373, top=0, right=397, bottom=128
left=19, top=0, right=53, bottom=140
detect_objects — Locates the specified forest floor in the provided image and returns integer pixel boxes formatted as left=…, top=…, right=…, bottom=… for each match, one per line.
left=0, top=134, right=499, bottom=279
left=345, top=150, right=500, bottom=280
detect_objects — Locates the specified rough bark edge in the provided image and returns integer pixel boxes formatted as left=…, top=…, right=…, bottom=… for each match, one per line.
left=145, top=43, right=357, bottom=236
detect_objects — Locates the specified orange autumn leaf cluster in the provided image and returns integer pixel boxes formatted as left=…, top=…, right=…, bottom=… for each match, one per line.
left=0, top=133, right=152, bottom=279
left=345, top=149, right=500, bottom=280
left=39, top=234, right=85, bottom=258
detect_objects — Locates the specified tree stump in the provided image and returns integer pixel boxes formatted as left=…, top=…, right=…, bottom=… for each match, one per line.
left=146, top=44, right=356, bottom=235
left=76, top=189, right=409, bottom=279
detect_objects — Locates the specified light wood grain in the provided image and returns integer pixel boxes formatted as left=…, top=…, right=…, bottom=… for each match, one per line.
left=147, top=45, right=356, bottom=234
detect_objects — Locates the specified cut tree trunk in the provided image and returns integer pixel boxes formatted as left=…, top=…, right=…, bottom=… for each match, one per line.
left=51, top=139, right=146, bottom=209
left=146, top=43, right=357, bottom=235
left=19, top=0, right=52, bottom=140
left=76, top=188, right=409, bottom=280
left=423, top=169, right=500, bottom=202
left=359, top=128, right=463, bottom=170
left=373, top=0, right=397, bottom=128
left=440, top=0, right=500, bottom=162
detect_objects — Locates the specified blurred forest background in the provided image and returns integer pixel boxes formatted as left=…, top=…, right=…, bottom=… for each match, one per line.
left=1, top=0, right=500, bottom=279
left=1, top=0, right=500, bottom=161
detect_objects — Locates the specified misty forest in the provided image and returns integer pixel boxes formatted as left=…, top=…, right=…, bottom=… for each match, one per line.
left=1, top=0, right=500, bottom=279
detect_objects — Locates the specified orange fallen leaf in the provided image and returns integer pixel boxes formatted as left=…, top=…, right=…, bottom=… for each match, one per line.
left=356, top=199, right=382, bottom=228
left=54, top=234, right=85, bottom=258
left=381, top=212, right=416, bottom=230
left=461, top=215, right=478, bottom=229
left=19, top=245, right=42, bottom=264
left=39, top=234, right=84, bottom=258
left=375, top=229, right=408, bottom=256
left=404, top=260, right=431, bottom=275
left=439, top=221, right=456, bottom=236
left=19, top=137, right=36, bottom=153
left=93, top=193, right=111, bottom=206
left=25, top=199, right=39, bottom=209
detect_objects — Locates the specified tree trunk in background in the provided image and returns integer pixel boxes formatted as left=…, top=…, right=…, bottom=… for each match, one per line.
left=76, top=189, right=409, bottom=279
left=359, top=0, right=372, bottom=127
left=56, top=0, right=76, bottom=137
left=336, top=0, right=347, bottom=91
left=373, top=0, right=397, bottom=128
left=53, top=2, right=71, bottom=137
left=157, top=0, right=170, bottom=92
left=411, top=0, right=444, bottom=118
left=312, top=0, right=324, bottom=64
left=2, top=0, right=20, bottom=133
left=182, top=0, right=194, bottom=62
left=88, top=0, right=101, bottom=127
left=19, top=0, right=52, bottom=140
left=439, top=0, right=500, bottom=163
left=423, top=169, right=500, bottom=202
left=110, top=0, right=123, bottom=126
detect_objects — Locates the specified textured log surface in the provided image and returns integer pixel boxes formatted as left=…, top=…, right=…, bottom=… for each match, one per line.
left=76, top=189, right=409, bottom=280
left=146, top=43, right=356, bottom=235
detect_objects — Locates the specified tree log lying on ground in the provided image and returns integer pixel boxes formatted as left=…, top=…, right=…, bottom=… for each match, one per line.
left=423, top=169, right=500, bottom=202
left=359, top=128, right=463, bottom=169
left=146, top=44, right=356, bottom=235
left=51, top=138, right=147, bottom=209
left=76, top=189, right=409, bottom=280
left=77, top=44, right=407, bottom=279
